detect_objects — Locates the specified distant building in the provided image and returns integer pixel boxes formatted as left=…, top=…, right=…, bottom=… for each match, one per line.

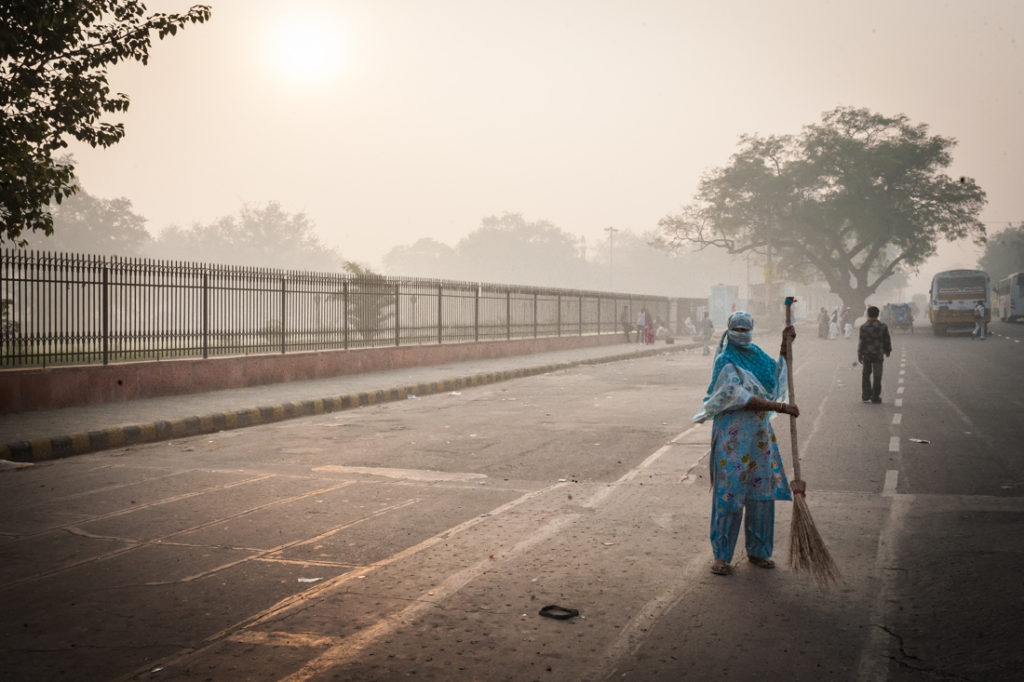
left=708, top=284, right=740, bottom=328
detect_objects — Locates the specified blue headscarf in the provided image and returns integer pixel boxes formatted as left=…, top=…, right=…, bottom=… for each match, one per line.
left=706, top=311, right=778, bottom=396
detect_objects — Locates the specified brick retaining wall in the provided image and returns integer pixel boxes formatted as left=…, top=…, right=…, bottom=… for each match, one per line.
left=0, top=334, right=625, bottom=414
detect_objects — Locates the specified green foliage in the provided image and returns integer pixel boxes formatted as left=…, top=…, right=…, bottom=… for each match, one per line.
left=0, top=1, right=211, bottom=245
left=23, top=181, right=150, bottom=254
left=148, top=202, right=344, bottom=271
left=454, top=213, right=587, bottom=287
left=978, top=223, right=1024, bottom=282
left=658, top=106, right=987, bottom=311
left=382, top=237, right=455, bottom=278
left=1, top=298, right=18, bottom=341
left=338, top=261, right=393, bottom=342
left=383, top=213, right=741, bottom=297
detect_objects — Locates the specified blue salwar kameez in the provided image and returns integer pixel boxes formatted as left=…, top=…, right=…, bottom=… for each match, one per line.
left=694, top=341, right=792, bottom=562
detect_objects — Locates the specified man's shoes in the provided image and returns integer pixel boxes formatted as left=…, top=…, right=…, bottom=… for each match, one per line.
left=862, top=398, right=871, bottom=403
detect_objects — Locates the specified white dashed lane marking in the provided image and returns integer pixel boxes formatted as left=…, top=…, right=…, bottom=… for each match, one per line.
left=882, top=469, right=899, bottom=496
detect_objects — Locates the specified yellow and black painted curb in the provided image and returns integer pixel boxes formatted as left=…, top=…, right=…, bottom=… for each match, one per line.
left=1, top=344, right=689, bottom=464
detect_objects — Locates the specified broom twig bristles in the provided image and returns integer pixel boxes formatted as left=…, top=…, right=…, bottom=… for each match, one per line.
left=788, top=487, right=840, bottom=588
left=782, top=301, right=840, bottom=589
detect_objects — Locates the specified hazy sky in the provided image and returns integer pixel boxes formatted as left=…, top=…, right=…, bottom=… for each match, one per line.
left=66, top=0, right=1023, bottom=291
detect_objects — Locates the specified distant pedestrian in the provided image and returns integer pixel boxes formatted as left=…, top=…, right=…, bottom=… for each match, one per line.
left=858, top=305, right=892, bottom=404
left=636, top=308, right=648, bottom=344
left=620, top=306, right=632, bottom=342
left=972, top=300, right=987, bottom=340
left=828, top=310, right=839, bottom=340
left=644, top=313, right=655, bottom=344
left=700, top=312, right=714, bottom=355
left=655, top=319, right=673, bottom=343
left=842, top=307, right=853, bottom=338
left=817, top=307, right=829, bottom=339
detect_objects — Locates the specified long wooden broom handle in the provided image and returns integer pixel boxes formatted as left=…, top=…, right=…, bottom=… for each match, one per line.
left=784, top=297, right=801, bottom=481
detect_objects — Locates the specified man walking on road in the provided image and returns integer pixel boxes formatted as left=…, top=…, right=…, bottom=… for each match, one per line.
left=972, top=300, right=987, bottom=340
left=620, top=305, right=633, bottom=342
left=858, top=305, right=892, bottom=404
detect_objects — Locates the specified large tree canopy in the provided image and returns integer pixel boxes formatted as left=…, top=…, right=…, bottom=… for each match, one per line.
left=658, top=106, right=987, bottom=313
left=382, top=237, right=456, bottom=279
left=150, top=202, right=346, bottom=272
left=382, top=214, right=744, bottom=296
left=453, top=212, right=588, bottom=287
left=0, top=1, right=210, bottom=245
left=28, top=183, right=150, bottom=255
left=978, top=223, right=1024, bottom=283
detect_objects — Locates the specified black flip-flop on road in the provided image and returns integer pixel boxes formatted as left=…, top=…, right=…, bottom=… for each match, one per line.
left=539, top=605, right=579, bottom=620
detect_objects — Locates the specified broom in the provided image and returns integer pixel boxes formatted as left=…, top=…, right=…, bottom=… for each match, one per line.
left=783, top=296, right=840, bottom=587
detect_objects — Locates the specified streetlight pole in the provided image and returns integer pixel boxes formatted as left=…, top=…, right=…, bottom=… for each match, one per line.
left=604, top=226, right=618, bottom=290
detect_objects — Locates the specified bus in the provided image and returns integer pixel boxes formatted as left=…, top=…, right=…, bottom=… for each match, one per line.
left=928, top=269, right=990, bottom=336
left=995, top=272, right=1024, bottom=322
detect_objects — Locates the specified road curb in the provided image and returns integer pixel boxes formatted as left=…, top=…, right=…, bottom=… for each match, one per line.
left=1, top=344, right=690, bottom=463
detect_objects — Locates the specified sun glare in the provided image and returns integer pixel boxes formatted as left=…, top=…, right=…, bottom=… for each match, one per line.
left=266, top=10, right=348, bottom=86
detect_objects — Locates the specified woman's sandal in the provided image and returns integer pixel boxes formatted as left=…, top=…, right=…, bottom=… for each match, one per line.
left=710, top=559, right=732, bottom=576
left=748, top=556, right=775, bottom=569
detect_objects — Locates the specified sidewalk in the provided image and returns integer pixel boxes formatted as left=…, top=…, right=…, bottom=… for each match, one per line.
left=1, top=340, right=695, bottom=463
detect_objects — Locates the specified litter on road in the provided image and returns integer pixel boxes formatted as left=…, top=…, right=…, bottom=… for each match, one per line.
left=539, top=605, right=580, bottom=620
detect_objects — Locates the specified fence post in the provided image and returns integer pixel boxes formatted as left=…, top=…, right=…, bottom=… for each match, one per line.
left=102, top=261, right=109, bottom=365
left=557, top=294, right=561, bottom=336
left=280, top=276, right=286, bottom=354
left=506, top=288, right=511, bottom=340
left=202, top=270, right=209, bottom=359
left=394, top=283, right=401, bottom=347
left=343, top=280, right=349, bottom=350
left=437, top=282, right=443, bottom=345
left=533, top=292, right=538, bottom=338
left=578, top=293, right=583, bottom=335
left=474, top=285, right=480, bottom=342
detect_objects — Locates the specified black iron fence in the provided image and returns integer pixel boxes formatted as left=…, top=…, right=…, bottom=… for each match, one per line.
left=1, top=250, right=705, bottom=368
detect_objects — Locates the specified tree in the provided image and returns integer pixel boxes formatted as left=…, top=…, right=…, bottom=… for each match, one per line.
left=24, top=183, right=151, bottom=255
left=978, top=223, right=1024, bottom=282
left=338, top=261, right=393, bottom=344
left=0, top=1, right=211, bottom=245
left=148, top=202, right=345, bottom=272
left=594, top=227, right=736, bottom=296
left=658, top=107, right=987, bottom=314
left=382, top=237, right=455, bottom=279
left=453, top=212, right=588, bottom=287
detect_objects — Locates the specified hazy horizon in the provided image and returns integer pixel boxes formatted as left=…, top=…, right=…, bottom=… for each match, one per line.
left=57, top=0, right=1022, bottom=297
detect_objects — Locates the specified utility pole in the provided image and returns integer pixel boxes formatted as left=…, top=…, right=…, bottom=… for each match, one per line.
left=604, top=226, right=618, bottom=290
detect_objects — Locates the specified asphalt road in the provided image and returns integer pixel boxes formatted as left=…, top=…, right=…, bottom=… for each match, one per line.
left=1, top=320, right=1022, bottom=681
